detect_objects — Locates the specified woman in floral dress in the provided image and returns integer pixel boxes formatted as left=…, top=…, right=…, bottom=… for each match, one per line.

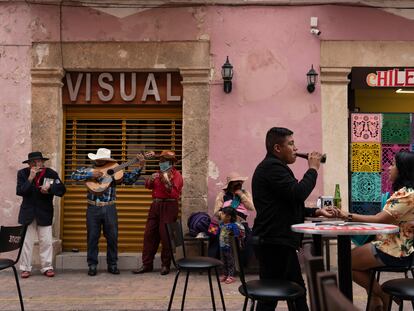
left=339, top=151, right=414, bottom=311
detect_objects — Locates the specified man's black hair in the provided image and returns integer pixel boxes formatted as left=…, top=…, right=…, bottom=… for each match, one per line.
left=393, top=151, right=414, bottom=191
left=265, top=127, right=293, bottom=154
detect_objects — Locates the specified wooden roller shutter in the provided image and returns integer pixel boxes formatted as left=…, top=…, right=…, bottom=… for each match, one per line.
left=61, top=105, right=182, bottom=252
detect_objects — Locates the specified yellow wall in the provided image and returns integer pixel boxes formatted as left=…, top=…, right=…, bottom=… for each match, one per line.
left=355, top=89, right=414, bottom=112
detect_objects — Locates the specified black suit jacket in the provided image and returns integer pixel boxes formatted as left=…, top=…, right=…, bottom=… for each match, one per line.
left=252, top=153, right=318, bottom=249
left=17, top=167, right=66, bottom=226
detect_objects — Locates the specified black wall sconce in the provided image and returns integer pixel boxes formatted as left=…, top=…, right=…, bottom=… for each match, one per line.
left=306, top=64, right=319, bottom=93
left=221, top=56, right=233, bottom=94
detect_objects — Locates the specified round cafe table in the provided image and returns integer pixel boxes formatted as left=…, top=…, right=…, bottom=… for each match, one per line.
left=292, top=221, right=399, bottom=301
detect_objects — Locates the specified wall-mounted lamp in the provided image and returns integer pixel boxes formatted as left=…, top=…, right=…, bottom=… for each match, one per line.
left=306, top=64, right=318, bottom=93
left=221, top=56, right=233, bottom=94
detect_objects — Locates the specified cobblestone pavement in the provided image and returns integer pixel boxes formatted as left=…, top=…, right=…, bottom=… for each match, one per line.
left=0, top=269, right=406, bottom=310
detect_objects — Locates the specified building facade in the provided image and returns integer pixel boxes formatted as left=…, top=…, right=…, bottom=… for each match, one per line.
left=2, top=0, right=414, bottom=254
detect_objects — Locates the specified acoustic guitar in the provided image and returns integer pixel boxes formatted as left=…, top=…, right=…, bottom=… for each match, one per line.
left=85, top=151, right=155, bottom=194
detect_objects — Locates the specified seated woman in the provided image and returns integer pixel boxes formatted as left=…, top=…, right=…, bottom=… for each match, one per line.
left=339, top=151, right=414, bottom=311
left=208, top=172, right=255, bottom=262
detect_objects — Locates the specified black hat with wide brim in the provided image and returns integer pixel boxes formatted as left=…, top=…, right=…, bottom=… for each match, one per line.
left=22, top=151, right=49, bottom=164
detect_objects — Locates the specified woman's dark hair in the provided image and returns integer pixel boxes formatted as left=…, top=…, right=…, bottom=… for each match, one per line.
left=221, top=207, right=237, bottom=223
left=265, top=127, right=293, bottom=154
left=392, top=151, right=414, bottom=191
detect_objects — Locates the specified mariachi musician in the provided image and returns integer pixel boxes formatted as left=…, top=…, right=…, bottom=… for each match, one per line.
left=71, top=148, right=145, bottom=276
left=133, top=150, right=183, bottom=276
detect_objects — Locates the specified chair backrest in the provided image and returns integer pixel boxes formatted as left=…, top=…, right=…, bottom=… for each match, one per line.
left=165, top=221, right=186, bottom=268
left=303, top=243, right=325, bottom=311
left=232, top=236, right=249, bottom=295
left=317, top=272, right=359, bottom=311
left=0, top=225, right=27, bottom=264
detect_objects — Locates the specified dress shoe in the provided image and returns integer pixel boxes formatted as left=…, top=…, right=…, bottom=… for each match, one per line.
left=88, top=265, right=97, bottom=276
left=160, top=266, right=170, bottom=275
left=107, top=265, right=120, bottom=275
left=132, top=265, right=153, bottom=274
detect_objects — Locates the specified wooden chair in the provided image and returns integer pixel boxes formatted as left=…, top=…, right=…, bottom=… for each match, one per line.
left=0, top=225, right=28, bottom=311
left=317, top=272, right=359, bottom=311
left=303, top=243, right=325, bottom=311
left=165, top=221, right=226, bottom=311
left=233, top=237, right=305, bottom=311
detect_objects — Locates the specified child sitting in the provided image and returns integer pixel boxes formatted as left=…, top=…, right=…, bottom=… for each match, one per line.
left=219, top=207, right=240, bottom=284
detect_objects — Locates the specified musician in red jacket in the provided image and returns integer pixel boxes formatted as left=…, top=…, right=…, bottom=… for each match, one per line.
left=133, top=150, right=183, bottom=275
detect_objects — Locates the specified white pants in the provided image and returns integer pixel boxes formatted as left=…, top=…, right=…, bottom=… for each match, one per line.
left=19, top=220, right=53, bottom=273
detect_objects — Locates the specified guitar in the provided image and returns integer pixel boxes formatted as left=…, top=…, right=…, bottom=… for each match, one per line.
left=85, top=151, right=155, bottom=195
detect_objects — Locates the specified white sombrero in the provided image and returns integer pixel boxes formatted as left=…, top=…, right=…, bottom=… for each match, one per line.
left=88, top=148, right=117, bottom=162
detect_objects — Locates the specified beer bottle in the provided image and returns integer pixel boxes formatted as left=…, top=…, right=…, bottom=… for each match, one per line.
left=333, top=184, right=342, bottom=210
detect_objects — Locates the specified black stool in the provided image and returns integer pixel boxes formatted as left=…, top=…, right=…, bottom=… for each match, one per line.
left=381, top=278, right=414, bottom=311
left=234, top=237, right=305, bottom=311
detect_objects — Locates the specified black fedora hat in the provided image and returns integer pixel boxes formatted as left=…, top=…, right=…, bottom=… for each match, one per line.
left=22, top=151, right=49, bottom=164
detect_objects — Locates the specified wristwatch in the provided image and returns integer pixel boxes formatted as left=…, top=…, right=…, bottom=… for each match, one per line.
left=347, top=213, right=353, bottom=222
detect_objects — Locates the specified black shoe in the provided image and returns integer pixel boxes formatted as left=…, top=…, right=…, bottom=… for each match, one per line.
left=132, top=265, right=153, bottom=274
left=160, top=266, right=170, bottom=275
left=88, top=265, right=97, bottom=276
left=107, top=265, right=120, bottom=275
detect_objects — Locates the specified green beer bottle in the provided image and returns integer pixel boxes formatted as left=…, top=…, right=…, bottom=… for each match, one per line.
left=333, top=184, right=342, bottom=210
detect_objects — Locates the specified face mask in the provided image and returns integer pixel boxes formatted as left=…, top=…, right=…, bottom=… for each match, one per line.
left=159, top=161, right=172, bottom=172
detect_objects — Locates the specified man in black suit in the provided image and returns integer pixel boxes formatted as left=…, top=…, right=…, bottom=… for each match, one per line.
left=252, top=127, right=336, bottom=311
left=17, top=151, right=66, bottom=278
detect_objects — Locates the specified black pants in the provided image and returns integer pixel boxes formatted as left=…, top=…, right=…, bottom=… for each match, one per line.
left=86, top=204, right=118, bottom=267
left=254, top=243, right=309, bottom=311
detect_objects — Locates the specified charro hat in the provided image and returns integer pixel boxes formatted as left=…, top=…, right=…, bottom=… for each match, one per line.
left=22, top=151, right=49, bottom=164
left=159, top=150, right=177, bottom=161
left=222, top=172, right=248, bottom=190
left=88, top=148, right=117, bottom=162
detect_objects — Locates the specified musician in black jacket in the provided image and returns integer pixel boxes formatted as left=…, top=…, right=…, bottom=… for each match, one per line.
left=17, top=151, right=66, bottom=278
left=252, top=127, right=337, bottom=311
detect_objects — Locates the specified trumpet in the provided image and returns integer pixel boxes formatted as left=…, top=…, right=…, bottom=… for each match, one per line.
left=296, top=152, right=327, bottom=164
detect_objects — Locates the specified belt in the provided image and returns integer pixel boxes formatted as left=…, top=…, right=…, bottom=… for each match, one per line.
left=87, top=200, right=115, bottom=207
left=153, top=198, right=177, bottom=202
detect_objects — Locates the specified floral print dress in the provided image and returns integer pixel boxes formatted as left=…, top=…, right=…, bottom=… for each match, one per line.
left=372, top=187, right=414, bottom=257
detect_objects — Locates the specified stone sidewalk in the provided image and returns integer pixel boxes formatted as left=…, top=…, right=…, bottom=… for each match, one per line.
left=0, top=268, right=406, bottom=310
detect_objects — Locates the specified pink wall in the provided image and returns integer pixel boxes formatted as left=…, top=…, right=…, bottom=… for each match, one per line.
left=2, top=3, right=414, bottom=225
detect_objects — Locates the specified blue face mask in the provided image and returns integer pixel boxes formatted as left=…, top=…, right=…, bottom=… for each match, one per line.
left=159, top=161, right=172, bottom=172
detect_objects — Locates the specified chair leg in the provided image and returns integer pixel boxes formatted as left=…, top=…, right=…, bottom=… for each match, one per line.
left=207, top=269, right=217, bottom=311
left=242, top=296, right=248, bottom=311
left=249, top=299, right=255, bottom=311
left=168, top=270, right=181, bottom=311
left=214, top=267, right=226, bottom=310
left=12, top=266, right=24, bottom=311
left=365, top=270, right=376, bottom=311
left=181, top=271, right=190, bottom=311
left=325, top=238, right=330, bottom=271
left=287, top=300, right=296, bottom=311
left=386, top=296, right=393, bottom=311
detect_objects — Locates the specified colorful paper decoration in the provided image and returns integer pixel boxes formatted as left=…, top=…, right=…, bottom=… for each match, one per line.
left=382, top=113, right=411, bottom=144
left=350, top=202, right=382, bottom=215
left=351, top=143, right=381, bottom=172
left=351, top=113, right=381, bottom=142
left=351, top=172, right=381, bottom=202
left=381, top=144, right=411, bottom=193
